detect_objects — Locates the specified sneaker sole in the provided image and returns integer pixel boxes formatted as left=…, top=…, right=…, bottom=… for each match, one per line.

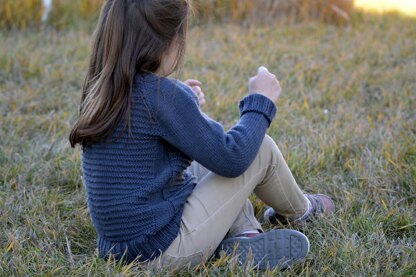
left=216, top=229, right=309, bottom=270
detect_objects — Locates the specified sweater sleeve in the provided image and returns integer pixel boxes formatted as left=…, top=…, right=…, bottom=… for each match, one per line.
left=147, top=79, right=277, bottom=178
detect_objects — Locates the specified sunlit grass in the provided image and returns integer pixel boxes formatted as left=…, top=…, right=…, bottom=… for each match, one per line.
left=355, top=0, right=416, bottom=17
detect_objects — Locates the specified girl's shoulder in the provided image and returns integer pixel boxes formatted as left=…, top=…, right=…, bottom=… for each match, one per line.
left=134, top=73, right=198, bottom=104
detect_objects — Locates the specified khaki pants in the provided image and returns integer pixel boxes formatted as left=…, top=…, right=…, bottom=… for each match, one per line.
left=148, top=135, right=308, bottom=270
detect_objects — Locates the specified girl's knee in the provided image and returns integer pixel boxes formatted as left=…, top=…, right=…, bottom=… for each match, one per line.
left=258, top=135, right=284, bottom=164
left=261, top=135, right=278, bottom=152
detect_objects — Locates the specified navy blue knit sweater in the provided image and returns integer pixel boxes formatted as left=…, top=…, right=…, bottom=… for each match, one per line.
left=81, top=73, right=276, bottom=262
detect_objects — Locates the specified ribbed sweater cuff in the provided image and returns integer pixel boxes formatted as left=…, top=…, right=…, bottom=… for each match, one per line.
left=239, top=93, right=277, bottom=126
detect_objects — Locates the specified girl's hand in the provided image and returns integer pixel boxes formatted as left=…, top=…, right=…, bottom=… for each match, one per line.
left=248, top=66, right=281, bottom=103
left=184, top=79, right=206, bottom=106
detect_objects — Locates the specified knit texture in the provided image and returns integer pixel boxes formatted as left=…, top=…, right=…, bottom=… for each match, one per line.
left=81, top=73, right=277, bottom=263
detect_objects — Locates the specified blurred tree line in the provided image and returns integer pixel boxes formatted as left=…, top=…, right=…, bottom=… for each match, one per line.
left=0, top=0, right=354, bottom=29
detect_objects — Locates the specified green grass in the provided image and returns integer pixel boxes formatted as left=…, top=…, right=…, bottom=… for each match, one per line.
left=1, top=13, right=415, bottom=276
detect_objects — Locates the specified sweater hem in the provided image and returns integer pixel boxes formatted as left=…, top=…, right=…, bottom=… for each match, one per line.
left=97, top=211, right=182, bottom=263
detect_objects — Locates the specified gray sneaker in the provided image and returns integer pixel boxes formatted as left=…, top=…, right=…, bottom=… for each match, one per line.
left=264, top=194, right=335, bottom=226
left=216, top=229, right=310, bottom=270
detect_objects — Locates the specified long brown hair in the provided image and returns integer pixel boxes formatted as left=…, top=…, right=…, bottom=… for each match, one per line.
left=69, top=0, right=189, bottom=147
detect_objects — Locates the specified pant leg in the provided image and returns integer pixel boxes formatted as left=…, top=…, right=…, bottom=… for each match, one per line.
left=253, top=137, right=308, bottom=219
left=228, top=199, right=263, bottom=237
left=188, top=161, right=263, bottom=237
left=148, top=135, right=308, bottom=270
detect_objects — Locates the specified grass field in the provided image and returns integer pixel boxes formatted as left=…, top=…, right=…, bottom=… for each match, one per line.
left=1, top=11, right=415, bottom=276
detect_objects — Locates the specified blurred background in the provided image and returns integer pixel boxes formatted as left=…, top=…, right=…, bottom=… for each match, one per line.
left=1, top=0, right=416, bottom=28
left=1, top=0, right=415, bottom=276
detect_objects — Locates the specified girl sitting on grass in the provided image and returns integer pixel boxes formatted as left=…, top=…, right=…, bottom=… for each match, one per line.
left=69, top=0, right=334, bottom=271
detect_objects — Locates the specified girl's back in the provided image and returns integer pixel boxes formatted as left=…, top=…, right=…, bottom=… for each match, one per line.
left=82, top=74, right=196, bottom=261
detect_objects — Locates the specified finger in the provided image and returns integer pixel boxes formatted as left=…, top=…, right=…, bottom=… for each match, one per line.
left=186, top=79, right=202, bottom=87
left=258, top=66, right=269, bottom=74
left=198, top=94, right=206, bottom=106
left=192, top=86, right=203, bottom=95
